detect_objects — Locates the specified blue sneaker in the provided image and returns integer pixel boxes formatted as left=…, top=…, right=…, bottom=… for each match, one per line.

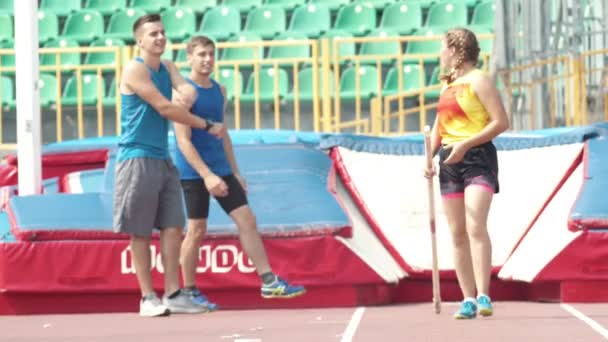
left=453, top=300, right=477, bottom=319
left=477, top=294, right=493, bottom=317
left=261, top=277, right=306, bottom=299
left=182, top=288, right=219, bottom=312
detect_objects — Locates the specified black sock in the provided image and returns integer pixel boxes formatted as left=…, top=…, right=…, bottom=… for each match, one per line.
left=184, top=285, right=197, bottom=291
left=168, top=289, right=181, bottom=299
left=261, top=272, right=276, bottom=285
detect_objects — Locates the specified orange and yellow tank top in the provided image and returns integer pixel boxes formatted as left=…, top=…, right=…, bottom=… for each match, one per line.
left=437, top=69, right=489, bottom=144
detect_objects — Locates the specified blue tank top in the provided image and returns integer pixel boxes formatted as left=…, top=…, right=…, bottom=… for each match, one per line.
left=174, top=78, right=232, bottom=179
left=117, top=57, right=172, bottom=162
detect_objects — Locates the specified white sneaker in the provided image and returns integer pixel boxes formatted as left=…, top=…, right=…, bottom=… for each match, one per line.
left=139, top=295, right=170, bottom=317
left=163, top=289, right=208, bottom=314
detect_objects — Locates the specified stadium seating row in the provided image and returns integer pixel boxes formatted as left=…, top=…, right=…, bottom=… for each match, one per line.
left=0, top=64, right=445, bottom=108
left=0, top=1, right=486, bottom=17
left=0, top=1, right=495, bottom=45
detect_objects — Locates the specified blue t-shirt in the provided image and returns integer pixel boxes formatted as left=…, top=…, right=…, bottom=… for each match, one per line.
left=174, top=78, right=232, bottom=179
left=117, top=57, right=172, bottom=161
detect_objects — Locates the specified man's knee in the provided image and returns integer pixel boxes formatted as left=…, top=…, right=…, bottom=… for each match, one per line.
left=186, top=219, right=207, bottom=242
left=231, top=206, right=257, bottom=231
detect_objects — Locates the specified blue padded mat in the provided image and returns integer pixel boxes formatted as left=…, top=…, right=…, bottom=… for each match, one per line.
left=569, top=137, right=608, bottom=230
left=8, top=144, right=349, bottom=240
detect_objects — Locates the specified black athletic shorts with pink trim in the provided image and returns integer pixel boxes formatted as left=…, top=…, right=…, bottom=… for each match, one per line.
left=438, top=141, right=499, bottom=198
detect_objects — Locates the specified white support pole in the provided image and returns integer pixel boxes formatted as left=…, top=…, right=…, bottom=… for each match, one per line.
left=14, top=1, right=41, bottom=195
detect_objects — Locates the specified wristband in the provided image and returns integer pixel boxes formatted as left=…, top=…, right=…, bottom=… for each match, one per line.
left=203, top=119, right=215, bottom=132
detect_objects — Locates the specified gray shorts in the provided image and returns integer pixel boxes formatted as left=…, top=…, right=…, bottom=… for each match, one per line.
left=113, top=158, right=186, bottom=237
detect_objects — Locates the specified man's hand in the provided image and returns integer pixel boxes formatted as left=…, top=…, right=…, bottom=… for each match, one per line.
left=208, top=122, right=227, bottom=139
left=203, top=173, right=228, bottom=197
left=235, top=173, right=247, bottom=194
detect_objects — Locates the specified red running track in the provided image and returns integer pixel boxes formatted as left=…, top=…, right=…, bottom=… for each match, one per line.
left=0, top=302, right=606, bottom=342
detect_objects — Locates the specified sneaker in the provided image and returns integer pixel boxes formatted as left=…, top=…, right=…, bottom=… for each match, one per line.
left=139, top=294, right=170, bottom=317
left=453, top=299, right=477, bottom=319
left=477, top=294, right=493, bottom=317
left=261, top=277, right=306, bottom=299
left=182, top=287, right=219, bottom=312
left=162, top=289, right=208, bottom=314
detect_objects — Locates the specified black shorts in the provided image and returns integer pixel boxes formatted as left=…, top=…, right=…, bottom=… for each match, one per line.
left=181, top=174, right=248, bottom=219
left=438, top=141, right=499, bottom=197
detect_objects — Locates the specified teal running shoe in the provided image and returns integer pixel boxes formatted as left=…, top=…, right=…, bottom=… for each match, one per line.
left=477, top=294, right=493, bottom=317
left=454, top=300, right=477, bottom=319
left=261, top=277, right=306, bottom=299
left=182, top=287, right=218, bottom=312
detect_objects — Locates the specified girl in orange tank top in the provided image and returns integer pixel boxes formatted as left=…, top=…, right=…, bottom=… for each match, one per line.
left=423, top=28, right=510, bottom=320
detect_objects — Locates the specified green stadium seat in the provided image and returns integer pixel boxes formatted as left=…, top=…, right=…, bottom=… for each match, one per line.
left=198, top=6, right=241, bottom=42
left=40, top=38, right=81, bottom=72
left=105, top=8, right=147, bottom=43
left=103, top=77, right=117, bottom=106
left=0, top=41, right=15, bottom=75
left=308, top=0, right=350, bottom=11
left=129, top=0, right=171, bottom=13
left=267, top=32, right=310, bottom=64
left=382, top=63, right=426, bottom=96
left=40, top=0, right=81, bottom=16
left=222, top=0, right=263, bottom=12
left=0, top=75, right=14, bottom=108
left=161, top=39, right=175, bottom=61
left=243, top=6, right=286, bottom=39
left=38, top=10, right=59, bottom=43
left=161, top=8, right=196, bottom=41
left=175, top=0, right=216, bottom=15
left=319, top=30, right=356, bottom=63
left=361, top=0, right=395, bottom=9
left=214, top=68, right=243, bottom=100
left=241, top=67, right=289, bottom=102
left=221, top=33, right=264, bottom=62
left=401, top=0, right=440, bottom=10
left=61, top=73, right=106, bottom=106
left=285, top=66, right=334, bottom=101
left=471, top=1, right=496, bottom=32
left=0, top=14, right=12, bottom=43
left=61, top=10, right=105, bottom=44
left=403, top=27, right=447, bottom=64
left=425, top=1, right=468, bottom=29
left=84, top=38, right=126, bottom=67
left=39, top=73, right=58, bottom=107
left=379, top=2, right=422, bottom=35
left=425, top=66, right=441, bottom=100
left=0, top=0, right=13, bottom=15
left=472, top=27, right=494, bottom=58
left=332, top=3, right=376, bottom=37
left=84, top=0, right=127, bottom=15
left=359, top=29, right=402, bottom=66
left=288, top=3, right=331, bottom=38
left=440, top=0, right=480, bottom=8
left=264, top=0, right=306, bottom=11
left=339, top=65, right=379, bottom=100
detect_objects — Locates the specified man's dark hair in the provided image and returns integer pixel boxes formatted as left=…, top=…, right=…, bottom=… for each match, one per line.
left=187, top=36, right=216, bottom=54
left=132, top=14, right=162, bottom=35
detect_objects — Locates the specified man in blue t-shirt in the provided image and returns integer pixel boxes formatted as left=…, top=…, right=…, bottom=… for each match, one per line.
left=173, top=36, right=305, bottom=310
left=113, top=15, right=226, bottom=317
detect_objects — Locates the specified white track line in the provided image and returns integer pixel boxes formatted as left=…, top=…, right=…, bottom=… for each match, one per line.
left=561, top=303, right=608, bottom=340
left=340, top=307, right=366, bottom=342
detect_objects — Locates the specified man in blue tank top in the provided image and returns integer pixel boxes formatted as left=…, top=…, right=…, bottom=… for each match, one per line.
left=173, top=36, right=305, bottom=310
left=113, top=15, right=227, bottom=317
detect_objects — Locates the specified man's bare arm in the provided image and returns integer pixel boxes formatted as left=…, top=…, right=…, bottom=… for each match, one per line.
left=122, top=61, right=208, bottom=130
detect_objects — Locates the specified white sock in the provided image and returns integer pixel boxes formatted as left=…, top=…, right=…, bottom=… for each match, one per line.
left=463, top=297, right=477, bottom=304
left=477, top=293, right=490, bottom=300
